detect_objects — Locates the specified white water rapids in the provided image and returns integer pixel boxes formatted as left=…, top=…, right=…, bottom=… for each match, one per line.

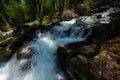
left=0, top=9, right=114, bottom=80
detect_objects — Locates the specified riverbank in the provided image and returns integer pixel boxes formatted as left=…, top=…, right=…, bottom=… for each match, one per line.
left=57, top=13, right=120, bottom=80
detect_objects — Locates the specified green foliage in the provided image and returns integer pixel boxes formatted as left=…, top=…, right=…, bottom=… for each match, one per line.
left=6, top=1, right=29, bottom=24
left=24, top=22, right=34, bottom=26
left=0, top=0, right=67, bottom=27
left=83, top=0, right=90, bottom=9
left=42, top=17, right=50, bottom=24
left=0, top=25, right=13, bottom=31
left=45, top=0, right=52, bottom=14
left=83, top=0, right=90, bottom=14
left=44, top=0, right=61, bottom=15
left=77, top=72, right=88, bottom=80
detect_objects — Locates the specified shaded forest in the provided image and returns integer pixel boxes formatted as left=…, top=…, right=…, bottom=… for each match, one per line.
left=0, top=0, right=101, bottom=30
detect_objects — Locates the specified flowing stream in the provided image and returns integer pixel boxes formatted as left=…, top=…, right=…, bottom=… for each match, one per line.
left=0, top=9, right=114, bottom=80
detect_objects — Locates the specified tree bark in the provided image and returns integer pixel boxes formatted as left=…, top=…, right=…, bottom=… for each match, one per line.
left=35, top=0, right=40, bottom=19
left=64, top=0, right=67, bottom=11
left=40, top=0, right=45, bottom=24
left=0, top=14, right=10, bottom=27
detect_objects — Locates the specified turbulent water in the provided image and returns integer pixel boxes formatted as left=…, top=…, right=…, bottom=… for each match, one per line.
left=0, top=9, right=113, bottom=80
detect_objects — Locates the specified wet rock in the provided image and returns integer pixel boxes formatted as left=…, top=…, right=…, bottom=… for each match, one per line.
left=58, top=17, right=120, bottom=80
left=20, top=59, right=32, bottom=71
left=70, top=55, right=89, bottom=71
left=10, top=24, right=51, bottom=59
left=76, top=16, right=99, bottom=26
left=58, top=41, right=99, bottom=57
left=84, top=27, right=92, bottom=38
left=57, top=47, right=70, bottom=67
left=69, top=55, right=94, bottom=79
left=56, top=71, right=66, bottom=80
left=66, top=41, right=87, bottom=49
left=78, top=44, right=97, bottom=56
left=57, top=38, right=120, bottom=80
left=17, top=45, right=34, bottom=59
left=86, top=23, right=110, bottom=43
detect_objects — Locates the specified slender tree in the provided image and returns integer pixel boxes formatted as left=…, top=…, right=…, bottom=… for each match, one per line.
left=0, top=0, right=10, bottom=26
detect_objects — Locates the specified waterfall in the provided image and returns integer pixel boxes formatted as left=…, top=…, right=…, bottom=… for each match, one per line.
left=0, top=9, right=113, bottom=80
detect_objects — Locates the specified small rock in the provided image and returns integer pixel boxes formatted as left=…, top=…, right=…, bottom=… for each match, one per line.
left=17, top=45, right=34, bottom=59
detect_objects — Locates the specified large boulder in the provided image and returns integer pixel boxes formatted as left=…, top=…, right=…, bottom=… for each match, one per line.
left=86, top=19, right=120, bottom=44
left=57, top=42, right=97, bottom=80
left=57, top=35, right=120, bottom=80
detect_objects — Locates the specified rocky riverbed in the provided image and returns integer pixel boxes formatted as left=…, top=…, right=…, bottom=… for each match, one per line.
left=57, top=18, right=120, bottom=80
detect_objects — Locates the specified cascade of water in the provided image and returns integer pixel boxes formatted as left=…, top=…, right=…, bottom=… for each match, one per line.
left=0, top=9, right=113, bottom=80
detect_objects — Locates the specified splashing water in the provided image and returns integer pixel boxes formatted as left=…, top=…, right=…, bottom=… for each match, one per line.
left=0, top=9, right=113, bottom=80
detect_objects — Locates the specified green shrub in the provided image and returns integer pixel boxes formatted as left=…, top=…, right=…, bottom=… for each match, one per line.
left=77, top=72, right=88, bottom=80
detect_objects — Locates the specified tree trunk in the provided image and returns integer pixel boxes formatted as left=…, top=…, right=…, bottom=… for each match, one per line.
left=62, top=0, right=68, bottom=18
left=52, top=0, right=55, bottom=12
left=64, top=0, right=67, bottom=11
left=40, top=0, right=45, bottom=24
left=36, top=0, right=40, bottom=19
left=0, top=14, right=10, bottom=27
